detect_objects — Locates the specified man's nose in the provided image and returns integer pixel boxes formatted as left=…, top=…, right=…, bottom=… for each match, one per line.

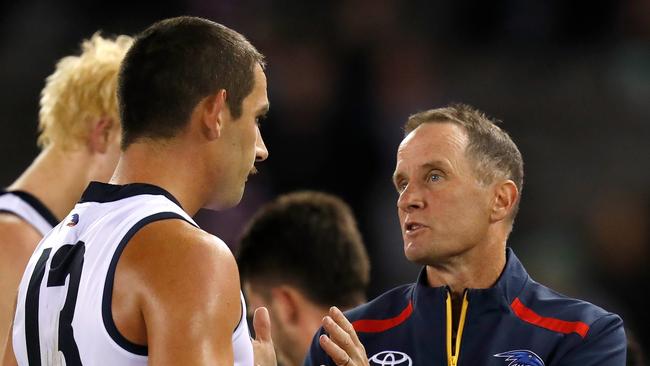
left=255, top=129, right=269, bottom=162
left=397, top=184, right=425, bottom=212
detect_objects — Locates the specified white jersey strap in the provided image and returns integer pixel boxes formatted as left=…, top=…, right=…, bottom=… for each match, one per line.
left=0, top=190, right=59, bottom=235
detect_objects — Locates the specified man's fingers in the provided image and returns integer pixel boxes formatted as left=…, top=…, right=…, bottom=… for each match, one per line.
left=319, top=334, right=351, bottom=366
left=323, top=315, right=357, bottom=356
left=329, top=307, right=364, bottom=350
left=322, top=307, right=369, bottom=366
left=253, top=307, right=272, bottom=343
left=252, top=307, right=277, bottom=366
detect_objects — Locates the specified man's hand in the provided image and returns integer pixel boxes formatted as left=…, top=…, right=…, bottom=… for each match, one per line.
left=319, top=307, right=369, bottom=366
left=252, top=307, right=276, bottom=366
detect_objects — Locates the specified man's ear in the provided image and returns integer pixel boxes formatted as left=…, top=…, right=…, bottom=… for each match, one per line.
left=270, top=286, right=304, bottom=326
left=202, top=89, right=228, bottom=140
left=88, top=117, right=114, bottom=154
left=490, top=180, right=518, bottom=222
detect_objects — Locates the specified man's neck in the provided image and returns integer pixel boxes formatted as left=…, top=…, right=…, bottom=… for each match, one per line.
left=9, top=146, right=97, bottom=220
left=425, top=239, right=507, bottom=299
left=110, top=141, right=209, bottom=216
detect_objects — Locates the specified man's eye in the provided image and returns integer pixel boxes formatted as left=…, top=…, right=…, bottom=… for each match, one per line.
left=429, top=173, right=441, bottom=182
left=256, top=115, right=267, bottom=126
left=396, top=182, right=407, bottom=193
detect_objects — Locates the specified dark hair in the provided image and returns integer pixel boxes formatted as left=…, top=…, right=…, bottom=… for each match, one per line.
left=405, top=103, right=524, bottom=220
left=237, top=191, right=370, bottom=308
left=118, top=16, right=265, bottom=148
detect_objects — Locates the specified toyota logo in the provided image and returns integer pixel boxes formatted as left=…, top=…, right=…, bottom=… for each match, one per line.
left=369, top=351, right=413, bottom=366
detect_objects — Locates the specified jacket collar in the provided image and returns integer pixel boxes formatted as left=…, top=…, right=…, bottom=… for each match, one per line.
left=411, top=248, right=530, bottom=312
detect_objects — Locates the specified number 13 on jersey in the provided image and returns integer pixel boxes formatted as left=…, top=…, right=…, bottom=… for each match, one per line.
left=24, top=241, right=85, bottom=366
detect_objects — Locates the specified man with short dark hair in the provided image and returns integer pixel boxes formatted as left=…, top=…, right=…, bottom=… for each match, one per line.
left=237, top=191, right=370, bottom=366
left=306, top=104, right=627, bottom=366
left=4, top=16, right=275, bottom=366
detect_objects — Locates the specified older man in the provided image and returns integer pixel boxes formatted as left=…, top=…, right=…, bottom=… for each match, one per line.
left=306, top=104, right=626, bottom=366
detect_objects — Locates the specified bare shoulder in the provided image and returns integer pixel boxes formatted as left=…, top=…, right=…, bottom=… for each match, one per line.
left=123, top=218, right=238, bottom=281
left=118, top=218, right=240, bottom=319
left=0, top=213, right=42, bottom=269
left=108, top=218, right=242, bottom=362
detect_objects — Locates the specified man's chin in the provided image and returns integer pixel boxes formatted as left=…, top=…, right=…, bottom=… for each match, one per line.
left=404, top=243, right=430, bottom=265
left=203, top=191, right=244, bottom=211
left=404, top=248, right=423, bottom=264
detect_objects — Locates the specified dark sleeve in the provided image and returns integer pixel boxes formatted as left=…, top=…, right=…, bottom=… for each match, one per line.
left=556, top=314, right=626, bottom=366
left=303, top=327, right=334, bottom=366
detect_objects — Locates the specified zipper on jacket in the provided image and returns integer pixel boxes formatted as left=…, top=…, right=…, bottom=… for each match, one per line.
left=446, top=289, right=469, bottom=366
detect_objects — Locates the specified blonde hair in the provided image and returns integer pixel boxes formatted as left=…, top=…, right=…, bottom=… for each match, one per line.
left=37, top=33, right=133, bottom=149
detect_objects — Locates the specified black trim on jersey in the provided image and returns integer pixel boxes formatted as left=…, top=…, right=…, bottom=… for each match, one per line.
left=236, top=299, right=244, bottom=334
left=25, top=248, right=52, bottom=366
left=102, top=212, right=192, bottom=356
left=80, top=182, right=183, bottom=209
left=0, top=189, right=59, bottom=227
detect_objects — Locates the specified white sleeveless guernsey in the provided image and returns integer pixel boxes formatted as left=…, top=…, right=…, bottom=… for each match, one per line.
left=12, top=182, right=254, bottom=366
left=0, top=190, right=59, bottom=236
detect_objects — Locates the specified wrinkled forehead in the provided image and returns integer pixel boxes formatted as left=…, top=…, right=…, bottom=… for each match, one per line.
left=396, top=123, right=468, bottom=162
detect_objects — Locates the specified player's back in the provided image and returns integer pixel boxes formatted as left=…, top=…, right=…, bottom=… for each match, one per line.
left=11, top=182, right=253, bottom=365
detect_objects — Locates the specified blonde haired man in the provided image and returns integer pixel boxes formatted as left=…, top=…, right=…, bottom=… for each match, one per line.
left=0, top=33, right=132, bottom=356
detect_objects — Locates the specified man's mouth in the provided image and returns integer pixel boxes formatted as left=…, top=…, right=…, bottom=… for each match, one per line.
left=404, top=221, right=426, bottom=234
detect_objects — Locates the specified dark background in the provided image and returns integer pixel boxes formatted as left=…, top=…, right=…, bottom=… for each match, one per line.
left=1, top=0, right=648, bottom=354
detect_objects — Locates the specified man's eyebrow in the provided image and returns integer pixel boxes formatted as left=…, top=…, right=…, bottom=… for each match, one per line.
left=392, top=160, right=450, bottom=182
left=392, top=171, right=404, bottom=184
left=256, top=103, right=270, bottom=116
left=421, top=161, right=449, bottom=171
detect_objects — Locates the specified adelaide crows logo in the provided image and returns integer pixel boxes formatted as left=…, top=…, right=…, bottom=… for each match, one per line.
left=494, top=350, right=544, bottom=366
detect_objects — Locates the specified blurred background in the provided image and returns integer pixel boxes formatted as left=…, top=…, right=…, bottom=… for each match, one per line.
left=1, top=0, right=648, bottom=355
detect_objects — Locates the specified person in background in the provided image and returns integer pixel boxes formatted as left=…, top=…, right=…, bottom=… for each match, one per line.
left=238, top=191, right=370, bottom=366
left=0, top=33, right=132, bottom=359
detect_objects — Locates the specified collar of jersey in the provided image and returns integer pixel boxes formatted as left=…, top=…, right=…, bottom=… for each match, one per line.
left=79, top=181, right=184, bottom=210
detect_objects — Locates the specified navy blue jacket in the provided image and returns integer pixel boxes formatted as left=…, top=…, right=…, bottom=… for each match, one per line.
left=305, top=249, right=626, bottom=366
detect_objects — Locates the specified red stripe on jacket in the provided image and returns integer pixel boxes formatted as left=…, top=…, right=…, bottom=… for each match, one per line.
left=511, top=297, right=590, bottom=338
left=352, top=301, right=413, bottom=333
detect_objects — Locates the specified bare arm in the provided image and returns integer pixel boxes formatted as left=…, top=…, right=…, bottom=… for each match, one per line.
left=0, top=216, right=42, bottom=363
left=1, top=319, right=17, bottom=366
left=120, top=220, right=243, bottom=365
left=1, top=297, right=17, bottom=366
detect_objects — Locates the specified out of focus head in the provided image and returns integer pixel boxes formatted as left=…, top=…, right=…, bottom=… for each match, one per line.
left=118, top=16, right=268, bottom=209
left=237, top=191, right=370, bottom=366
left=394, top=104, right=523, bottom=264
left=38, top=33, right=133, bottom=181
